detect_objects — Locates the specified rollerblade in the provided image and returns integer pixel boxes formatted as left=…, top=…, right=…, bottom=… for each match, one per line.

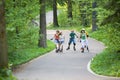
left=81, top=48, right=84, bottom=53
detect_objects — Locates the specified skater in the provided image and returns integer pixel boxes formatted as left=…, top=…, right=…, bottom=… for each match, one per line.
left=66, top=30, right=78, bottom=51
left=51, top=30, right=61, bottom=52
left=80, top=28, right=89, bottom=53
left=59, top=32, right=65, bottom=52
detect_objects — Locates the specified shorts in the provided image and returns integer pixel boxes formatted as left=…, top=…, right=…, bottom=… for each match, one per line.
left=69, top=38, right=76, bottom=44
left=54, top=39, right=60, bottom=44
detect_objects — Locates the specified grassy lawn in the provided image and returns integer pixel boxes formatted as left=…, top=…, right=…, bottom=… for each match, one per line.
left=9, top=40, right=55, bottom=67
left=91, top=49, right=120, bottom=77
left=90, top=27, right=120, bottom=77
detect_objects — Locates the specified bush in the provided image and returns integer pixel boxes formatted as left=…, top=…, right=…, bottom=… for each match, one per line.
left=0, top=65, right=17, bottom=80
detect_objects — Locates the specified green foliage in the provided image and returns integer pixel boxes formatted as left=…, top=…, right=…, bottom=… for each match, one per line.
left=7, top=27, right=38, bottom=53
left=90, top=24, right=120, bottom=52
left=90, top=26, right=120, bottom=77
left=58, top=10, right=82, bottom=28
left=107, top=23, right=120, bottom=52
left=5, top=0, right=55, bottom=67
left=0, top=65, right=17, bottom=80
left=48, top=9, right=83, bottom=31
left=9, top=40, right=55, bottom=66
left=89, top=27, right=108, bottom=45
left=91, top=49, right=120, bottom=77
left=7, top=27, right=55, bottom=66
left=5, top=0, right=39, bottom=32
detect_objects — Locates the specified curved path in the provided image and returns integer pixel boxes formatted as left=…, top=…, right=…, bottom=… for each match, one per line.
left=13, top=11, right=120, bottom=80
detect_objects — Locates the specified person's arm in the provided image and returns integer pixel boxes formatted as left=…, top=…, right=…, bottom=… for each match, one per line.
left=75, top=33, right=78, bottom=38
left=79, top=33, right=82, bottom=42
left=51, top=34, right=55, bottom=40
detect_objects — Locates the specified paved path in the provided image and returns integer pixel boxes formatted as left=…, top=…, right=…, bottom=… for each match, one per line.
left=13, top=11, right=120, bottom=80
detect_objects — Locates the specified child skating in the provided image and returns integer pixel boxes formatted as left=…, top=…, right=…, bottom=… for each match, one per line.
left=59, top=32, right=65, bottom=52
left=51, top=30, right=61, bottom=53
left=66, top=30, right=78, bottom=51
left=80, top=28, right=89, bottom=53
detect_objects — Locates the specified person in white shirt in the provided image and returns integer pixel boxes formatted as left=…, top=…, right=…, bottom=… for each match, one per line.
left=59, top=32, right=65, bottom=52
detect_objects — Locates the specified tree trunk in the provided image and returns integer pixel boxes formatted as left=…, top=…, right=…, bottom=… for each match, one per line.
left=0, top=0, right=8, bottom=68
left=92, top=2, right=98, bottom=31
left=38, top=0, right=47, bottom=48
left=67, top=0, right=73, bottom=19
left=53, top=0, right=59, bottom=27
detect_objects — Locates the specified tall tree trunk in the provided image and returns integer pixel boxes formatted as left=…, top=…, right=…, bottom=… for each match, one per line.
left=67, top=0, right=73, bottom=19
left=0, top=0, right=8, bottom=68
left=38, top=0, right=47, bottom=48
left=53, top=0, right=59, bottom=27
left=92, top=2, right=98, bottom=31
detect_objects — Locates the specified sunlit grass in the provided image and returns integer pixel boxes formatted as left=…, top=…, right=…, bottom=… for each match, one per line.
left=9, top=40, right=55, bottom=66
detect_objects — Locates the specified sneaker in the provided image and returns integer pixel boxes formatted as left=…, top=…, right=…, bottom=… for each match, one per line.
left=81, top=48, right=84, bottom=53
left=60, top=49, right=63, bottom=52
left=87, top=47, right=89, bottom=52
left=66, top=47, right=70, bottom=50
left=56, top=49, right=59, bottom=53
left=73, top=46, right=76, bottom=51
left=55, top=49, right=58, bottom=53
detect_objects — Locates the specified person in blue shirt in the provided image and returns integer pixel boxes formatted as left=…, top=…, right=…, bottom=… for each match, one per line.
left=66, top=30, right=78, bottom=51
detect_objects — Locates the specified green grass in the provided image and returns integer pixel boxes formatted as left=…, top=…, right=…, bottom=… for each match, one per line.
left=9, top=40, right=55, bottom=66
left=89, top=27, right=109, bottom=45
left=91, top=49, right=120, bottom=77
left=90, top=27, right=120, bottom=77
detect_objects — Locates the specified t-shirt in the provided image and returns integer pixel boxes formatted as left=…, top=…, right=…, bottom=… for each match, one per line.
left=81, top=33, right=86, bottom=40
left=54, top=33, right=59, bottom=40
left=59, top=35, right=65, bottom=42
left=70, top=32, right=76, bottom=39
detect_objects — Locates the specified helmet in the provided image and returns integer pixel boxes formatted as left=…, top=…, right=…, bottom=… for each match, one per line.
left=80, top=28, right=85, bottom=33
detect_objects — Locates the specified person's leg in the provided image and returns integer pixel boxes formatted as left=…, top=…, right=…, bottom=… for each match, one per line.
left=55, top=43, right=59, bottom=52
left=59, top=41, right=63, bottom=52
left=66, top=39, right=71, bottom=50
left=73, top=39, right=76, bottom=51
left=85, top=40, right=89, bottom=52
left=81, top=40, right=85, bottom=52
left=60, top=44, right=63, bottom=52
left=56, top=39, right=60, bottom=52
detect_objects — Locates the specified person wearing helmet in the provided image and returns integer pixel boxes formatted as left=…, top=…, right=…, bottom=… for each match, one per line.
left=66, top=30, right=78, bottom=51
left=80, top=28, right=89, bottom=53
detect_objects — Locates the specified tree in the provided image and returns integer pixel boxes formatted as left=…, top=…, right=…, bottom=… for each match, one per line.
left=0, top=0, right=8, bottom=68
left=38, top=0, right=47, bottom=48
left=101, top=0, right=120, bottom=52
left=92, top=1, right=98, bottom=31
left=53, top=0, right=59, bottom=27
left=67, top=0, right=73, bottom=19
